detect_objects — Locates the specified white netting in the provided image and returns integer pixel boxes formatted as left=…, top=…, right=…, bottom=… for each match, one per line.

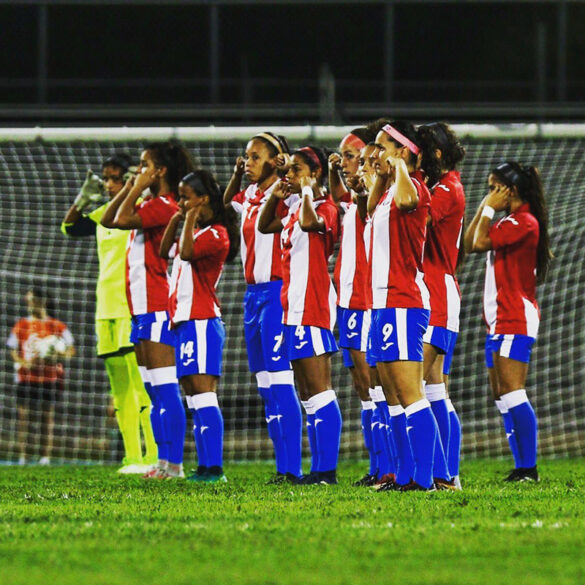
left=0, top=125, right=584, bottom=463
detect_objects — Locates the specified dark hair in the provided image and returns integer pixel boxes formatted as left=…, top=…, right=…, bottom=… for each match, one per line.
left=492, top=162, right=553, bottom=284
left=27, top=286, right=55, bottom=316
left=418, top=122, right=466, bottom=186
left=381, top=119, right=421, bottom=167
left=181, top=170, right=240, bottom=262
left=293, top=145, right=329, bottom=185
left=102, top=153, right=133, bottom=174
left=366, top=118, right=392, bottom=136
left=145, top=140, right=196, bottom=196
left=252, top=132, right=290, bottom=158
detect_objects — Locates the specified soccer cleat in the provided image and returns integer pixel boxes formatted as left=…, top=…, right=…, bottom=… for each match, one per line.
left=297, top=472, right=321, bottom=485
left=285, top=472, right=302, bottom=484
left=201, top=473, right=228, bottom=483
left=504, top=466, right=539, bottom=483
left=266, top=472, right=287, bottom=485
left=434, top=477, right=461, bottom=491
left=376, top=477, right=399, bottom=492
left=318, top=470, right=338, bottom=485
left=143, top=465, right=165, bottom=479
left=118, top=463, right=152, bottom=475
left=398, top=480, right=436, bottom=492
left=353, top=473, right=378, bottom=487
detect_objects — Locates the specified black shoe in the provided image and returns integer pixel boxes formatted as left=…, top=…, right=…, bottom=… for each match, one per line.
left=377, top=479, right=399, bottom=492
left=297, top=472, right=321, bottom=485
left=266, top=472, right=287, bottom=485
left=504, top=466, right=539, bottom=482
left=285, top=472, right=302, bottom=484
left=399, top=480, right=436, bottom=492
left=353, top=473, right=378, bottom=487
left=318, top=470, right=338, bottom=485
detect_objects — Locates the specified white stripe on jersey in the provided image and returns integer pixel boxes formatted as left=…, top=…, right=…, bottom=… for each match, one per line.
left=445, top=274, right=461, bottom=332
left=415, top=268, right=431, bottom=311
left=127, top=230, right=148, bottom=315
left=483, top=251, right=498, bottom=334
left=285, top=222, right=309, bottom=325
left=252, top=208, right=275, bottom=284
left=396, top=308, right=409, bottom=360
left=522, top=298, right=540, bottom=338
left=361, top=309, right=371, bottom=353
left=371, top=190, right=393, bottom=308
left=328, top=280, right=337, bottom=331
left=310, top=326, right=325, bottom=355
left=196, top=320, right=208, bottom=373
left=338, top=205, right=358, bottom=307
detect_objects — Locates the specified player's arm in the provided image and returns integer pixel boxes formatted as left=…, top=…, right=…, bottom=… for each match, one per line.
left=61, top=170, right=105, bottom=236
left=367, top=168, right=389, bottom=215
left=328, top=153, right=346, bottom=204
left=464, top=196, right=487, bottom=253
left=112, top=170, right=159, bottom=229
left=160, top=211, right=182, bottom=259
left=469, top=186, right=511, bottom=253
left=298, top=177, right=325, bottom=232
left=223, top=157, right=245, bottom=207
left=100, top=179, right=133, bottom=228
left=258, top=182, right=288, bottom=234
left=390, top=157, right=418, bottom=211
left=178, top=207, right=199, bottom=261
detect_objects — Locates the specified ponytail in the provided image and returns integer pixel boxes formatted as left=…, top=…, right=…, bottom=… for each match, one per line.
left=146, top=140, right=196, bottom=196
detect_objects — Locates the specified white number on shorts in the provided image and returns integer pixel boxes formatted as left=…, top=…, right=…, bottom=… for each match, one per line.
left=347, top=312, right=357, bottom=330
left=295, top=325, right=305, bottom=340
left=382, top=323, right=394, bottom=342
left=273, top=333, right=283, bottom=353
left=180, top=340, right=194, bottom=361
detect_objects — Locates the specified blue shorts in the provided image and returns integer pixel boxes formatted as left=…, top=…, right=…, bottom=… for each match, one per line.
left=423, top=325, right=458, bottom=375
left=365, top=324, right=377, bottom=367
left=244, top=281, right=291, bottom=373
left=174, top=318, right=225, bottom=378
left=485, top=333, right=535, bottom=367
left=337, top=307, right=370, bottom=352
left=370, top=307, right=430, bottom=363
left=130, top=311, right=174, bottom=347
left=284, top=325, right=338, bottom=361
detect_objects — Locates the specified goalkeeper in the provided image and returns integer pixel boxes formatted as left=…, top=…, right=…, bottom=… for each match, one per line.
left=61, top=154, right=157, bottom=474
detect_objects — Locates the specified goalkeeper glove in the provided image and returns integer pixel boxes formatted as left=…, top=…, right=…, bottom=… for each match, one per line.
left=74, top=170, right=105, bottom=211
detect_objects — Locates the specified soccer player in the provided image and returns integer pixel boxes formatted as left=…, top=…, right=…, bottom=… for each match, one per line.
left=418, top=122, right=466, bottom=489
left=61, top=154, right=157, bottom=474
left=258, top=146, right=342, bottom=485
left=7, top=288, right=75, bottom=465
left=161, top=170, right=240, bottom=483
left=224, top=132, right=303, bottom=483
left=329, top=127, right=387, bottom=487
left=368, top=120, right=439, bottom=491
left=101, top=141, right=195, bottom=479
left=464, top=162, right=552, bottom=482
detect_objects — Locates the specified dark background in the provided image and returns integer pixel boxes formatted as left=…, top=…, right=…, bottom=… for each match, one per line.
left=1, top=0, right=584, bottom=125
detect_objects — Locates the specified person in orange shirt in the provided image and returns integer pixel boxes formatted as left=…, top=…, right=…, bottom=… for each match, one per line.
left=7, top=288, right=75, bottom=465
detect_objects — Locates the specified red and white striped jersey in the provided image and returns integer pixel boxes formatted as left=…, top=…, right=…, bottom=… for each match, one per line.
left=126, top=194, right=179, bottom=316
left=483, top=203, right=540, bottom=336
left=232, top=183, right=299, bottom=285
left=423, top=170, right=466, bottom=332
left=281, top=194, right=340, bottom=329
left=370, top=171, right=431, bottom=310
left=334, top=202, right=369, bottom=310
left=168, top=224, right=229, bottom=324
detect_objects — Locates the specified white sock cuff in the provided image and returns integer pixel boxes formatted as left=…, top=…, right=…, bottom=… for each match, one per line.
left=269, top=370, right=295, bottom=385
left=255, top=371, right=270, bottom=388
left=388, top=404, right=405, bottom=417
left=369, top=387, right=385, bottom=402
left=495, top=399, right=508, bottom=414
left=361, top=400, right=375, bottom=411
left=310, top=389, right=337, bottom=411
left=404, top=398, right=431, bottom=418
left=185, top=395, right=194, bottom=409
left=192, top=392, right=219, bottom=410
left=149, top=366, right=178, bottom=386
left=445, top=398, right=456, bottom=413
left=501, top=389, right=529, bottom=410
left=138, top=366, right=150, bottom=384
left=301, top=400, right=315, bottom=415
left=425, top=383, right=447, bottom=402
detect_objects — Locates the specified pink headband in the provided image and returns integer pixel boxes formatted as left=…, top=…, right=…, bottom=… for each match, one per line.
left=297, top=147, right=322, bottom=170
left=340, top=133, right=366, bottom=151
left=382, top=124, right=420, bottom=155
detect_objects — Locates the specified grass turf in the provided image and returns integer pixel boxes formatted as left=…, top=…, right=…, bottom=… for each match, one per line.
left=0, top=459, right=584, bottom=585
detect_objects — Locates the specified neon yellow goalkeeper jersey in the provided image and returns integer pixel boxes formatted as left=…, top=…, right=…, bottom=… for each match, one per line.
left=87, top=204, right=131, bottom=320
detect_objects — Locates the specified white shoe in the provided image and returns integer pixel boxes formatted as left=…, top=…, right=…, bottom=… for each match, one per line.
left=117, top=463, right=152, bottom=475
left=38, top=456, right=51, bottom=466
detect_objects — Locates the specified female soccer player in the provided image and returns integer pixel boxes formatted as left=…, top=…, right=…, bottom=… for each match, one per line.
left=368, top=120, right=439, bottom=491
left=7, top=288, right=75, bottom=465
left=101, top=141, right=195, bottom=479
left=418, top=122, right=466, bottom=489
left=329, top=127, right=389, bottom=487
left=61, top=154, right=157, bottom=474
left=224, top=132, right=303, bottom=483
left=465, top=161, right=551, bottom=482
left=161, top=170, right=239, bottom=483
left=258, top=146, right=342, bottom=485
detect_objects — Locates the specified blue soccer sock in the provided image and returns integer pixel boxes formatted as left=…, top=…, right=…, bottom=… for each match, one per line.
left=501, top=390, right=538, bottom=469
left=139, top=366, right=167, bottom=463
left=426, top=383, right=451, bottom=481
left=446, top=399, right=462, bottom=478
left=389, top=405, right=414, bottom=485
left=150, top=367, right=186, bottom=466
left=301, top=400, right=318, bottom=473
left=186, top=397, right=208, bottom=469
left=360, top=400, right=376, bottom=476
left=270, top=370, right=303, bottom=478
left=256, top=372, right=287, bottom=474
left=405, top=399, right=438, bottom=489
left=370, top=401, right=390, bottom=477
left=192, top=392, right=224, bottom=469
left=310, top=390, right=342, bottom=473
left=496, top=399, right=521, bottom=468
left=371, top=386, right=396, bottom=476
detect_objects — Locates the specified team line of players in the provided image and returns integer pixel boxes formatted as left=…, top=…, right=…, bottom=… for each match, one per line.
left=96, top=119, right=551, bottom=488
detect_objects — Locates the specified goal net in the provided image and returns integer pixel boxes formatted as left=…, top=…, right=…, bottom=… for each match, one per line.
left=1, top=124, right=583, bottom=464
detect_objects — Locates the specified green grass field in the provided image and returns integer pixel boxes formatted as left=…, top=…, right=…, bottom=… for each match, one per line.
left=0, top=459, right=584, bottom=585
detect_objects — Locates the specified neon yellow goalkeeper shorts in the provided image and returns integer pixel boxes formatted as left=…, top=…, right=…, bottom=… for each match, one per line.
left=96, top=317, right=133, bottom=357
